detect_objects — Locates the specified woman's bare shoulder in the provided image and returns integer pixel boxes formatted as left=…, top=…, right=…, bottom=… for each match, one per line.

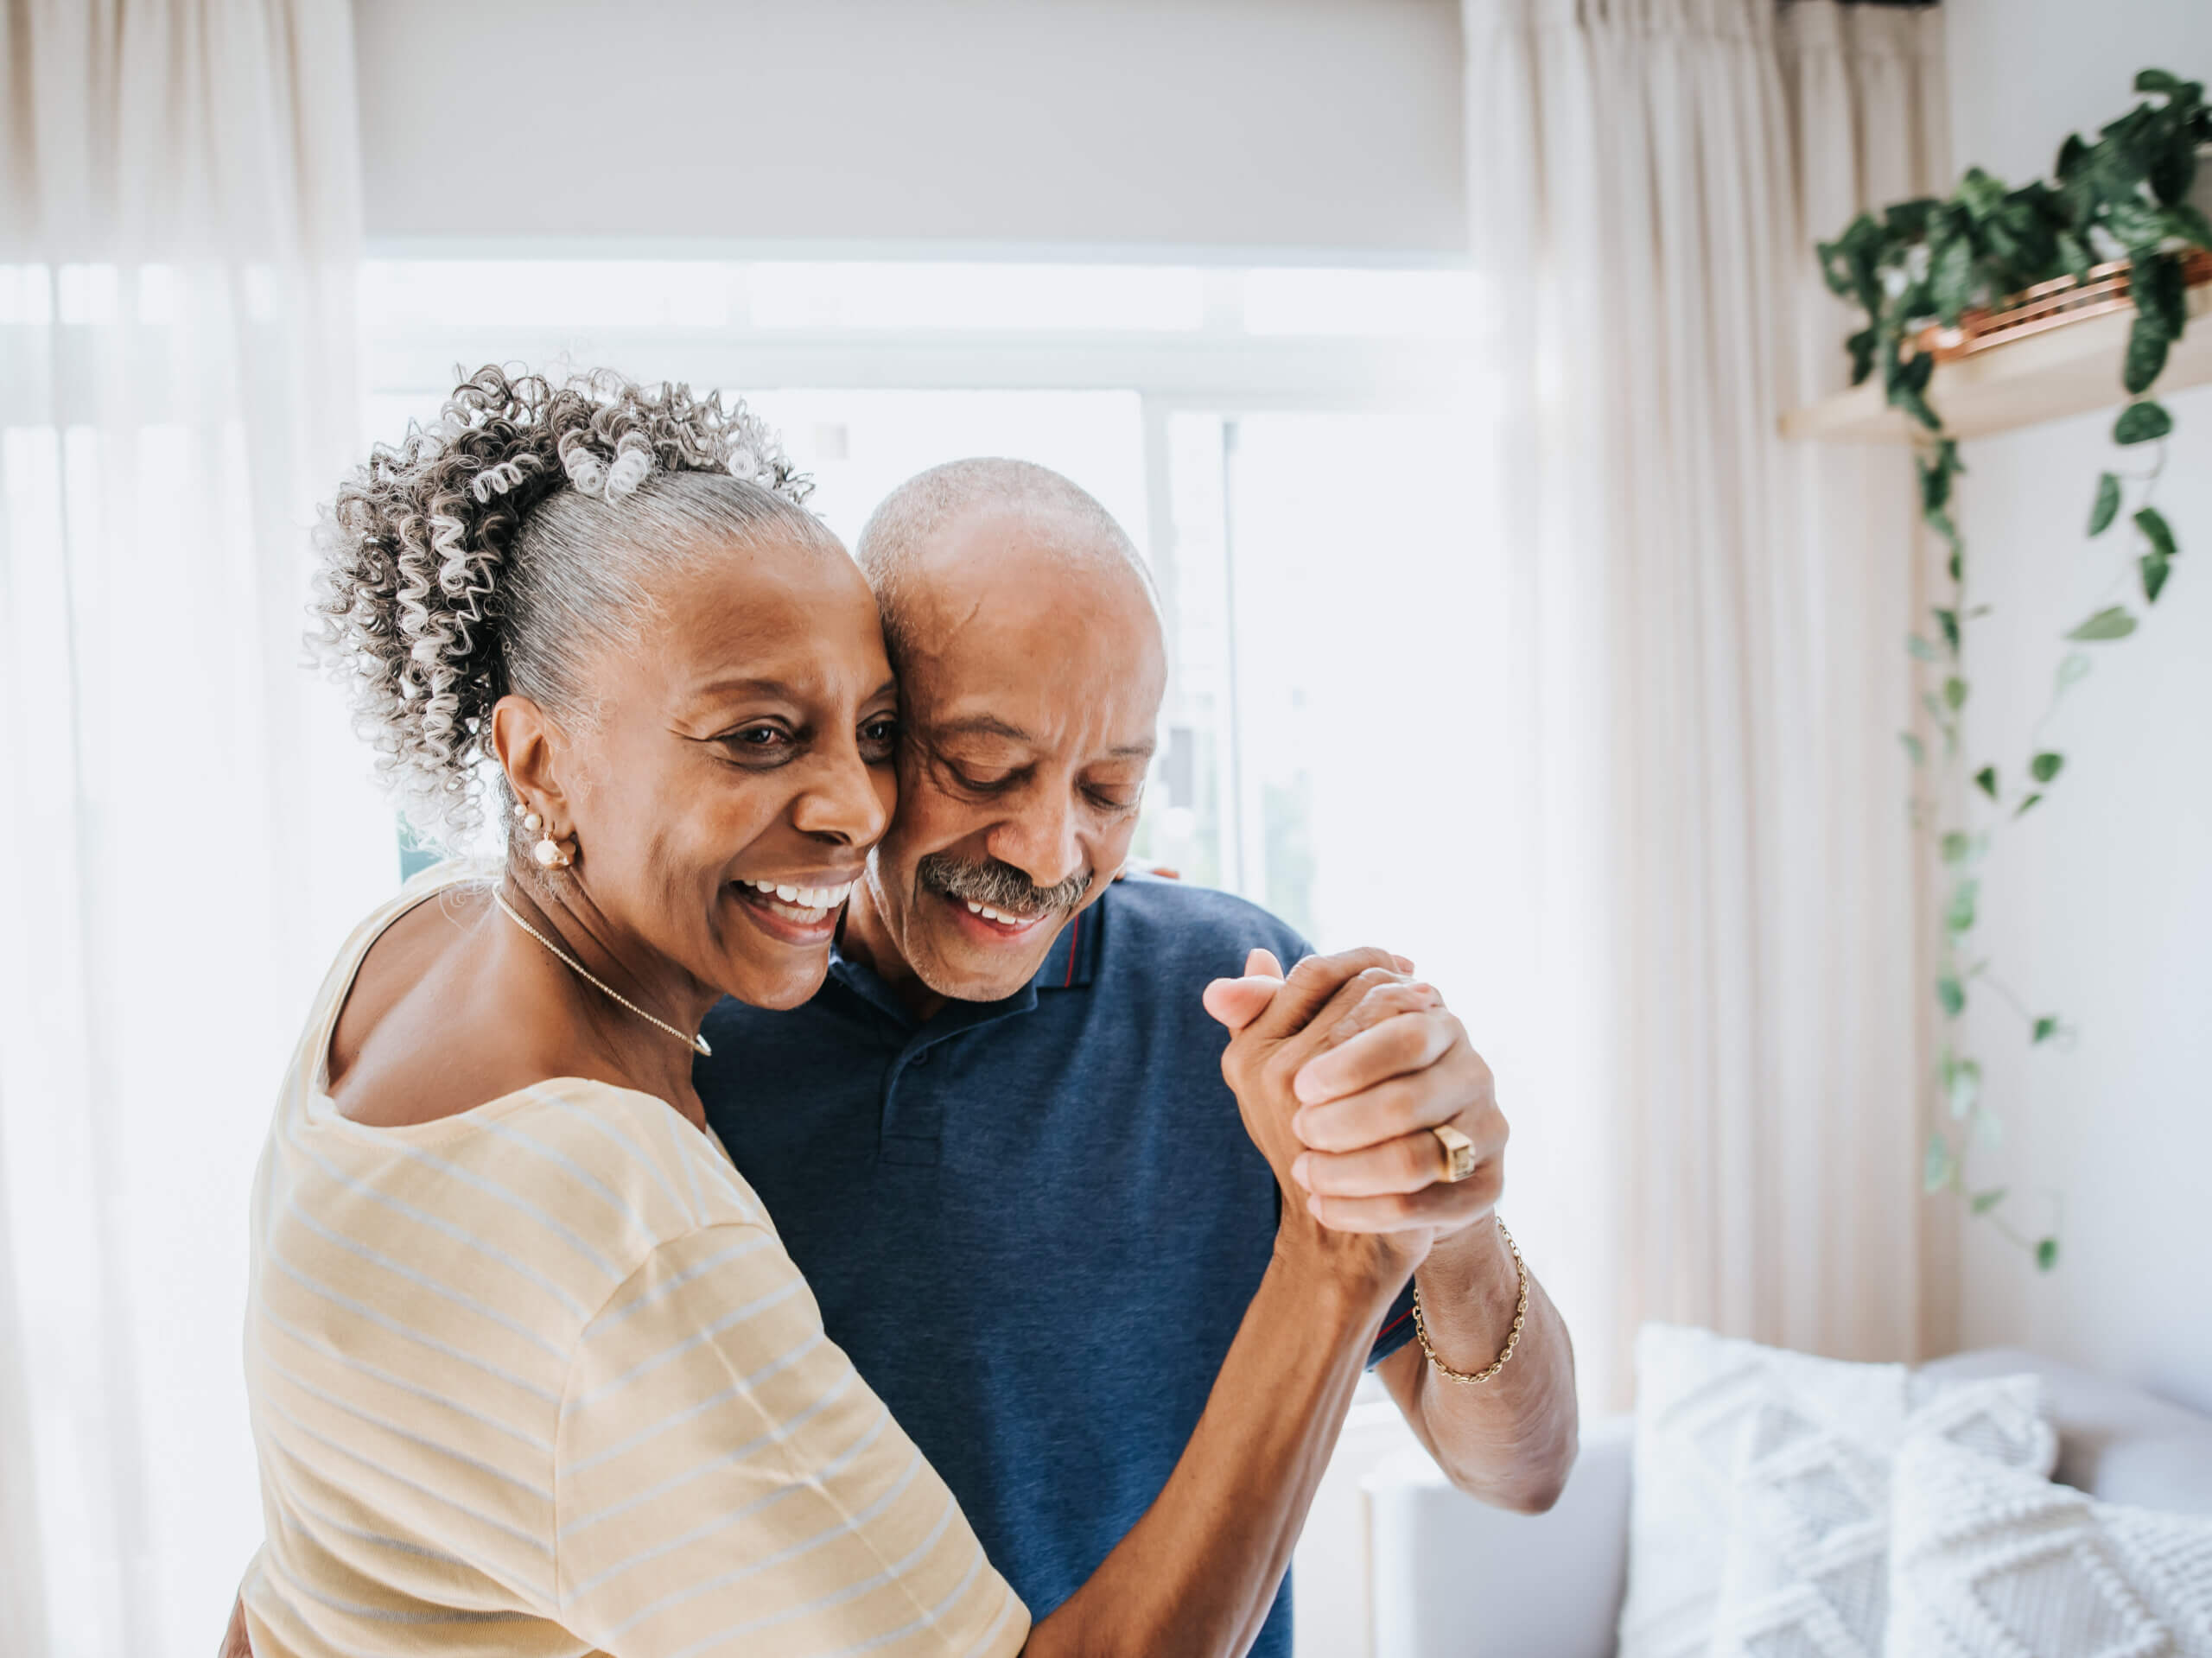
left=324, top=882, right=566, bottom=1128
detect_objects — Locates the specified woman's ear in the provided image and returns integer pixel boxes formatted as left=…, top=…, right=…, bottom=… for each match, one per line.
left=489, top=695, right=569, bottom=829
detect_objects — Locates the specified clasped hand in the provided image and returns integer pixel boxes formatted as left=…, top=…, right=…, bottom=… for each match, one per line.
left=1203, top=947, right=1506, bottom=1280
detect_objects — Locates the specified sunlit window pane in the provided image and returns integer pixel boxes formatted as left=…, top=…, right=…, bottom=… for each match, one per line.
left=0, top=266, right=54, bottom=325
left=56, top=264, right=119, bottom=325
left=748, top=263, right=1205, bottom=331
left=743, top=389, right=1147, bottom=552
left=1243, top=267, right=1482, bottom=338
left=359, top=260, right=734, bottom=327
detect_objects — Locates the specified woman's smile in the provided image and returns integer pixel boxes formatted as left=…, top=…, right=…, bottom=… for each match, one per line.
left=728, top=871, right=864, bottom=945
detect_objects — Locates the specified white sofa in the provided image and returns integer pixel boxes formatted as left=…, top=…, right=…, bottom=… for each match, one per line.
left=1361, top=1348, right=2212, bottom=1658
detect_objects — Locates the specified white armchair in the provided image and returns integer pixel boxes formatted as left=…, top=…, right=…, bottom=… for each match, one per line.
left=1360, top=1349, right=2212, bottom=1658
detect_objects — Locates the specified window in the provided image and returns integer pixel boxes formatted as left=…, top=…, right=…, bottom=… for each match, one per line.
left=361, top=257, right=1490, bottom=980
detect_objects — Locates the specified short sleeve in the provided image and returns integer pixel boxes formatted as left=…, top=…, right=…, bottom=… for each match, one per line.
left=1368, top=1275, right=1419, bottom=1368
left=555, top=1223, right=1028, bottom=1657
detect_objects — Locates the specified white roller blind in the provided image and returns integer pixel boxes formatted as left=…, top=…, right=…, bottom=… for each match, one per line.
left=353, top=0, right=1467, bottom=257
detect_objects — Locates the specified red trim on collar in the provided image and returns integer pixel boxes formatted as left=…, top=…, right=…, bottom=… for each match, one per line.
left=1062, top=912, right=1081, bottom=988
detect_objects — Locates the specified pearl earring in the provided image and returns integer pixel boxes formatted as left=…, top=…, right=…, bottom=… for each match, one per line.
left=513, top=801, right=571, bottom=868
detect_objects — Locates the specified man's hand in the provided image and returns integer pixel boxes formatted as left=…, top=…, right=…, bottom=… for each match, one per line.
left=1204, top=946, right=1441, bottom=1280
left=1287, top=976, right=1506, bottom=1253
left=219, top=1593, right=251, bottom=1658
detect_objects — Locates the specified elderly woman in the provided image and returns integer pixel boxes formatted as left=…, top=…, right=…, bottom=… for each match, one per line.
left=237, top=368, right=1412, bottom=1656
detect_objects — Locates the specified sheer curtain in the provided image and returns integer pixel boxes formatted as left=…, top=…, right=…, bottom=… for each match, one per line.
left=0, top=3, right=391, bottom=1652
left=1457, top=0, right=1949, bottom=1406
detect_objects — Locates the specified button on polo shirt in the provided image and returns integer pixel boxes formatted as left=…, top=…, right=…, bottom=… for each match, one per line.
left=697, top=877, right=1415, bottom=1658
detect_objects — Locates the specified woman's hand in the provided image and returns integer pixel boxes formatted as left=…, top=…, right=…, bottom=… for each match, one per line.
left=1204, top=947, right=1437, bottom=1288
left=218, top=1592, right=251, bottom=1658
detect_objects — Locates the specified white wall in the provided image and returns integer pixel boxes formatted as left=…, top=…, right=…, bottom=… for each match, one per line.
left=1942, top=0, right=2212, bottom=1415
left=353, top=0, right=1465, bottom=257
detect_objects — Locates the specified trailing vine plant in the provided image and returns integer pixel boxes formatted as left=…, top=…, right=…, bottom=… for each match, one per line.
left=1816, top=70, right=2212, bottom=1271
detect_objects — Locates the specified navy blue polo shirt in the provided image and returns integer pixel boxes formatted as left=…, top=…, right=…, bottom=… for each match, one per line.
left=696, top=876, right=1415, bottom=1656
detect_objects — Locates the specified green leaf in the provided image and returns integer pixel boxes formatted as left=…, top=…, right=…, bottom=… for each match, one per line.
left=2032, top=1015, right=2059, bottom=1044
left=2089, top=472, right=2123, bottom=535
left=1972, top=1186, right=2009, bottom=1216
left=2036, top=1236, right=2060, bottom=1272
left=2056, top=132, right=2092, bottom=182
left=1900, top=731, right=1926, bottom=767
left=2107, top=196, right=2170, bottom=250
left=1935, top=608, right=1961, bottom=653
left=1940, top=830, right=1974, bottom=864
left=2056, top=227, right=2095, bottom=283
left=1948, top=1057, right=1983, bottom=1119
left=2056, top=652, right=2093, bottom=693
left=2137, top=68, right=2183, bottom=97
left=2125, top=315, right=2171, bottom=393
left=1958, top=168, right=2008, bottom=219
left=1846, top=327, right=1878, bottom=386
left=2135, top=505, right=2177, bottom=559
left=1938, top=975, right=1966, bottom=1018
left=1884, top=197, right=1942, bottom=240
left=2067, top=606, right=2139, bottom=641
left=2016, top=791, right=2044, bottom=816
left=1974, top=765, right=1999, bottom=800
left=1919, top=450, right=1955, bottom=515
left=2158, top=131, right=2205, bottom=207
left=2031, top=751, right=2065, bottom=784
left=1930, top=232, right=1976, bottom=324
left=1946, top=878, right=1980, bottom=934
left=1908, top=633, right=1942, bottom=663
left=2115, top=400, right=2174, bottom=444
left=2170, top=200, right=2212, bottom=250
left=2143, top=550, right=2172, bottom=602
left=1924, top=1132, right=1955, bottom=1193
left=2134, top=251, right=2188, bottom=340
left=1943, top=676, right=1968, bottom=711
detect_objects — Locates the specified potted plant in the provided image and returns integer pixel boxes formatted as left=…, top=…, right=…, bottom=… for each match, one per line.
left=1816, top=71, right=2212, bottom=1268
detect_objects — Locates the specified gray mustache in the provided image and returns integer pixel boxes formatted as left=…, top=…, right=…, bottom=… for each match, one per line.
left=917, top=853, right=1092, bottom=916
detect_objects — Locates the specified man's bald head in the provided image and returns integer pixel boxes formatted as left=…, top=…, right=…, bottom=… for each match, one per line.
left=854, top=458, right=1158, bottom=667
left=841, top=458, right=1167, bottom=1009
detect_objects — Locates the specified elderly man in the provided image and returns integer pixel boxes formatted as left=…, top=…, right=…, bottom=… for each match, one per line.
left=697, top=460, right=1575, bottom=1654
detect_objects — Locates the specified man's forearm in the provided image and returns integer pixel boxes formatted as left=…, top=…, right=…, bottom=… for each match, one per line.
left=1025, top=1242, right=1397, bottom=1658
left=1382, top=1219, right=1577, bottom=1512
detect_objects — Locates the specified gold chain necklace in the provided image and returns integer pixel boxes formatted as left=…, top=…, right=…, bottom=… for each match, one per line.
left=492, top=891, right=711, bottom=1058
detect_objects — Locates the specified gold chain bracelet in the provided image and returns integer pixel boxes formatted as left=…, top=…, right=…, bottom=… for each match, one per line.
left=1410, top=1217, right=1528, bottom=1385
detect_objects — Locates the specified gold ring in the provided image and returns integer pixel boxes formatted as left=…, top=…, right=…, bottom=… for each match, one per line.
left=1431, top=1123, right=1478, bottom=1184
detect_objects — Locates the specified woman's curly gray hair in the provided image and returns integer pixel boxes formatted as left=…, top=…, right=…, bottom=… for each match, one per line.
left=314, top=365, right=833, bottom=848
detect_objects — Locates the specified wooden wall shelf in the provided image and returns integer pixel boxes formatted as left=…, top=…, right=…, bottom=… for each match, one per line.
left=1781, top=281, right=2212, bottom=443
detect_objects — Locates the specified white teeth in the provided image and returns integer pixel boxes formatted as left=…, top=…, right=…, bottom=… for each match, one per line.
left=961, top=899, right=1036, bottom=927
left=740, top=878, right=852, bottom=914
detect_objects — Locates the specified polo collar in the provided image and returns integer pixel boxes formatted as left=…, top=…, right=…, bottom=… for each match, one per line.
left=823, top=890, right=1105, bottom=1024
left=1029, top=893, right=1104, bottom=993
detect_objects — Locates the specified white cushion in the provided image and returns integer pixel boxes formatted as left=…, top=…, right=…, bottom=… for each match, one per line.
left=1617, top=1325, right=2054, bottom=1658
left=1886, top=1433, right=2212, bottom=1656
left=1919, top=1348, right=2212, bottom=1516
left=1709, top=1375, right=2053, bottom=1658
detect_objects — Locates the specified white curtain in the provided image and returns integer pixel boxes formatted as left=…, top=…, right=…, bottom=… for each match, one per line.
left=1458, top=0, right=1949, bottom=1406
left=0, top=4, right=391, bottom=1653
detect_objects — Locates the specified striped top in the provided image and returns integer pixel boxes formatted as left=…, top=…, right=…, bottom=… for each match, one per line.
left=241, top=864, right=1028, bottom=1658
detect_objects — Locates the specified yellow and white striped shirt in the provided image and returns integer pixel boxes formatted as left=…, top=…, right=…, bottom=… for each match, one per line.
left=242, top=865, right=1028, bottom=1657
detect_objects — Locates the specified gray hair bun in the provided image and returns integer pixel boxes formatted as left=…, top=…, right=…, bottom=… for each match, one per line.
left=313, top=365, right=810, bottom=846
